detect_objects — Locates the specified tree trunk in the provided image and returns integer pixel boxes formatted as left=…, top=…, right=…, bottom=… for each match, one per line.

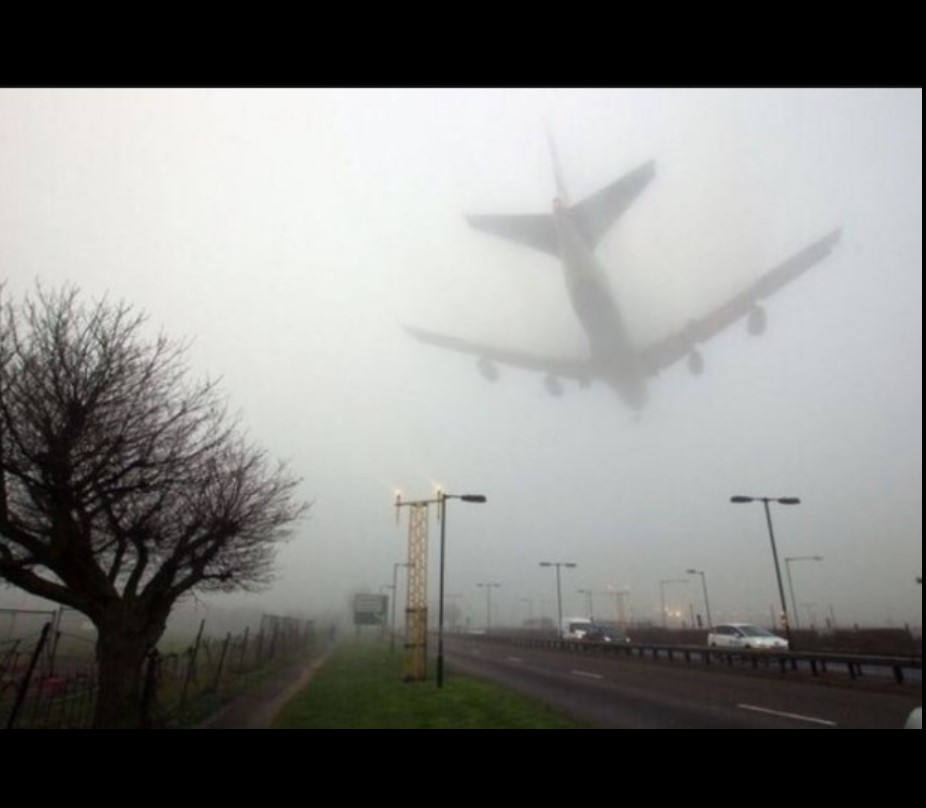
left=93, top=607, right=165, bottom=729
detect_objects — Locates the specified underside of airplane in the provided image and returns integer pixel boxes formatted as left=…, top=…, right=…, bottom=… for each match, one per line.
left=405, top=142, right=841, bottom=410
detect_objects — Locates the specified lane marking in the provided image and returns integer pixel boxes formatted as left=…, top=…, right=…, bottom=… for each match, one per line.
left=506, top=656, right=523, bottom=663
left=737, top=703, right=838, bottom=727
left=571, top=670, right=603, bottom=680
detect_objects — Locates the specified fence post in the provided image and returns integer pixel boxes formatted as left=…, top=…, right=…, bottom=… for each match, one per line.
left=213, top=633, right=232, bottom=691
left=141, top=648, right=160, bottom=728
left=179, top=619, right=206, bottom=713
left=269, top=622, right=279, bottom=661
left=6, top=622, right=51, bottom=729
left=47, top=606, right=64, bottom=676
left=238, top=627, right=250, bottom=674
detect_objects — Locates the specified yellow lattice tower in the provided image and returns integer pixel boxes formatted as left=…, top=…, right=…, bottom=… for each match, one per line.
left=403, top=502, right=429, bottom=681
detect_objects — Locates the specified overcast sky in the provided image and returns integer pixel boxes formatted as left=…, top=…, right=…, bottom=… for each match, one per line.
left=0, top=88, right=921, bottom=632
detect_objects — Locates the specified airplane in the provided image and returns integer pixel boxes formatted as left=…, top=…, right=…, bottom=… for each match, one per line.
left=405, top=136, right=841, bottom=411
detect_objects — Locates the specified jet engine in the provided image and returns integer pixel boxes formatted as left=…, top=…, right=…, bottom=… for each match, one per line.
left=544, top=375, right=564, bottom=397
left=687, top=350, right=704, bottom=376
left=747, top=305, right=767, bottom=336
left=477, top=357, right=499, bottom=382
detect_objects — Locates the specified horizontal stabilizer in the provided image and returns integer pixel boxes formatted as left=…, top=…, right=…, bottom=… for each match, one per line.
left=465, top=212, right=558, bottom=257
left=572, top=160, right=656, bottom=248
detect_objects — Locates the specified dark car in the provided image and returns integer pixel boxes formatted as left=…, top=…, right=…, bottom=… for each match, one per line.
left=582, top=624, right=631, bottom=644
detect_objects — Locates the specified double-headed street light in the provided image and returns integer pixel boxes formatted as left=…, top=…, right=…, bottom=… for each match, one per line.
left=731, top=495, right=800, bottom=649
left=659, top=578, right=689, bottom=628
left=540, top=561, right=577, bottom=637
left=577, top=588, right=595, bottom=619
left=436, top=491, right=486, bottom=688
left=785, top=555, right=822, bottom=629
left=685, top=568, right=713, bottom=629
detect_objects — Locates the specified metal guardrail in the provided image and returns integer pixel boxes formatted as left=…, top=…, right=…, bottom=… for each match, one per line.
left=459, top=633, right=922, bottom=685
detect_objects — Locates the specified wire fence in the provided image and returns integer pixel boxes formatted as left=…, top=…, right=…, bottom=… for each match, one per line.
left=1, top=608, right=315, bottom=729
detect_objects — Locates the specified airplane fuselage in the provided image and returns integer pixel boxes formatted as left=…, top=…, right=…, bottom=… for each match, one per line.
left=552, top=199, right=648, bottom=409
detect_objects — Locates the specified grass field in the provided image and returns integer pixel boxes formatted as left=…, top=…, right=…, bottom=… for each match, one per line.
left=272, top=640, right=589, bottom=729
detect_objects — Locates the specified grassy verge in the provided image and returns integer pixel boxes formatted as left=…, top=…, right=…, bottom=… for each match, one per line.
left=272, top=640, right=589, bottom=729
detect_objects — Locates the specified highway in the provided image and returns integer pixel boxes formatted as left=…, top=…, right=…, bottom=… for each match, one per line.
left=443, top=636, right=920, bottom=728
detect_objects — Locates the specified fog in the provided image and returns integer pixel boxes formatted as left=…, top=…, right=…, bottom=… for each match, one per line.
left=0, top=88, right=921, bottom=633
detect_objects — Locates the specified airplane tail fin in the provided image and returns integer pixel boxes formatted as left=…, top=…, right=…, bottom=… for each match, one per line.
left=545, top=125, right=569, bottom=205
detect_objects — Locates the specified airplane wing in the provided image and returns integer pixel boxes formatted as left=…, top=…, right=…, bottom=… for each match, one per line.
left=404, top=326, right=592, bottom=381
left=571, top=160, right=656, bottom=248
left=465, top=213, right=558, bottom=257
left=639, top=228, right=842, bottom=375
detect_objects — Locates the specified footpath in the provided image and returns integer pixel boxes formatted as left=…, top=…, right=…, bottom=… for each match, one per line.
left=197, top=650, right=330, bottom=729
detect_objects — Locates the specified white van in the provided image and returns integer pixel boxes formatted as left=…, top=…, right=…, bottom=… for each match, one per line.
left=561, top=617, right=593, bottom=639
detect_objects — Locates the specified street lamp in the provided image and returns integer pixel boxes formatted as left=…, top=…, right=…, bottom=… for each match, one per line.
left=390, top=562, right=410, bottom=652
left=436, top=491, right=486, bottom=688
left=475, top=582, right=501, bottom=633
left=685, top=568, right=713, bottom=629
left=731, top=495, right=800, bottom=649
left=539, top=561, right=577, bottom=637
left=520, top=597, right=533, bottom=624
left=785, top=555, right=823, bottom=629
left=607, top=586, right=630, bottom=630
left=577, top=588, right=594, bottom=618
left=379, top=584, right=394, bottom=639
left=659, top=579, right=689, bottom=628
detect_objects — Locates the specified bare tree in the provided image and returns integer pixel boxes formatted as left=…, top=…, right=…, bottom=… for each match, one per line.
left=0, top=286, right=308, bottom=727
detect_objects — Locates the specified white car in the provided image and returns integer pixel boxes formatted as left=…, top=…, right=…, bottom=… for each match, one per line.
left=707, top=623, right=789, bottom=651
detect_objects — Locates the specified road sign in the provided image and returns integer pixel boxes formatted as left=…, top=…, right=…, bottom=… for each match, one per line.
left=353, top=594, right=388, bottom=626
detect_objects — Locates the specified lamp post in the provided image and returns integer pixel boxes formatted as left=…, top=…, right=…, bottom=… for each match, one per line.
left=379, top=584, right=394, bottom=640
left=607, top=586, right=630, bottom=630
left=445, top=593, right=463, bottom=633
left=803, top=602, right=818, bottom=629
left=520, top=597, right=533, bottom=625
left=659, top=579, right=689, bottom=628
left=436, top=491, right=486, bottom=688
left=731, top=495, right=800, bottom=649
left=685, top=568, right=713, bottom=629
left=540, top=561, right=577, bottom=637
left=577, top=588, right=594, bottom=619
left=475, top=582, right=501, bottom=633
left=785, top=555, right=822, bottom=630
left=390, top=562, right=410, bottom=652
